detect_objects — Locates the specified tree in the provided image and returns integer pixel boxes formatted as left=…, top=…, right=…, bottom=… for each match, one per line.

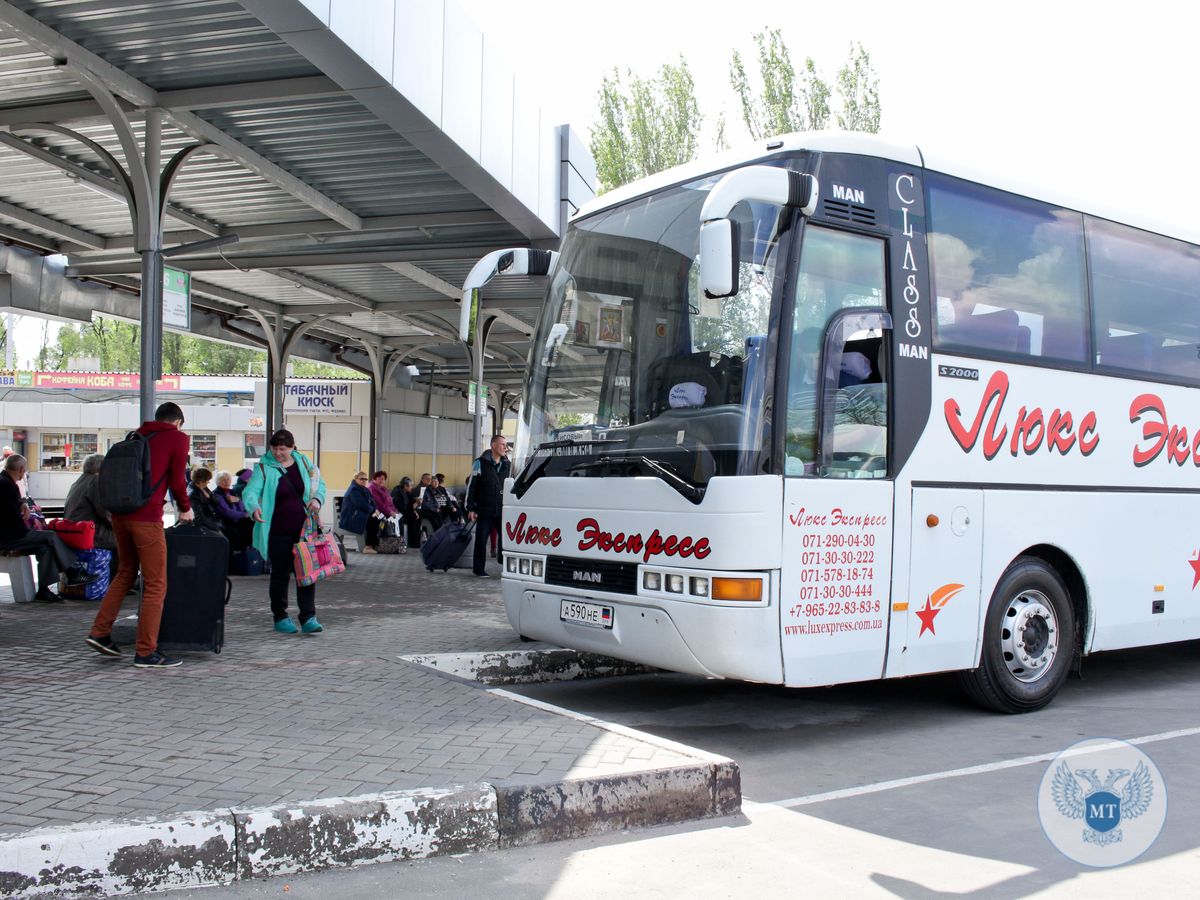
left=731, top=33, right=880, bottom=140
left=589, top=57, right=703, bottom=193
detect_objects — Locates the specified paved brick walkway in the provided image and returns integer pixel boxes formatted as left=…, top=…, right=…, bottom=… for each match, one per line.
left=0, top=551, right=690, bottom=835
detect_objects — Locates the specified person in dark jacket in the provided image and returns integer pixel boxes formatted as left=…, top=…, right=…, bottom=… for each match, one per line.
left=187, top=468, right=224, bottom=532
left=337, top=472, right=378, bottom=553
left=0, top=454, right=92, bottom=602
left=230, top=468, right=252, bottom=498
left=466, top=435, right=511, bottom=577
left=393, top=476, right=421, bottom=547
left=87, top=402, right=194, bottom=667
left=63, top=453, right=116, bottom=552
left=213, top=470, right=253, bottom=551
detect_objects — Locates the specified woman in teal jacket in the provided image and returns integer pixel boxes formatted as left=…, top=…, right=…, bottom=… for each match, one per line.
left=242, top=428, right=328, bottom=634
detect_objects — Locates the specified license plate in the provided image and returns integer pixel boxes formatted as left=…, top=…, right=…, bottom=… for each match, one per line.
left=559, top=599, right=614, bottom=629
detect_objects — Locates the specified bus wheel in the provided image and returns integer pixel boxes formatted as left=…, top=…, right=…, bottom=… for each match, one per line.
left=959, top=557, right=1075, bottom=714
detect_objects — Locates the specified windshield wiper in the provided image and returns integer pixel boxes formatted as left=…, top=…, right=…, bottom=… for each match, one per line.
left=568, top=454, right=704, bottom=504
left=535, top=437, right=625, bottom=450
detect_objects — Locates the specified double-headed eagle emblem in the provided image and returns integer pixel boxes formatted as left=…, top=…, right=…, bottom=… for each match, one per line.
left=1051, top=761, right=1154, bottom=847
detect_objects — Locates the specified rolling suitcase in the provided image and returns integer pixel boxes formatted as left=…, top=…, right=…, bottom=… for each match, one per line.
left=420, top=521, right=474, bottom=572
left=157, top=521, right=231, bottom=654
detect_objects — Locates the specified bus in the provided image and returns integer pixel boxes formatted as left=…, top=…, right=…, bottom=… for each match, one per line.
left=470, top=132, right=1200, bottom=713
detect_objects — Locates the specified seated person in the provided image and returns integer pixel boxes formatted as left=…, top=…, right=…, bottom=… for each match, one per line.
left=63, top=453, right=116, bottom=554
left=0, top=454, right=94, bottom=602
left=186, top=468, right=224, bottom=531
left=213, top=470, right=253, bottom=551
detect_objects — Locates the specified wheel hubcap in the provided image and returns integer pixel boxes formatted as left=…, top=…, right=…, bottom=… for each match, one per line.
left=1000, top=589, right=1058, bottom=683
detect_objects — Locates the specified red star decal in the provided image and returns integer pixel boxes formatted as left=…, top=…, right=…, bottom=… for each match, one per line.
left=1190, top=551, right=1200, bottom=590
left=916, top=598, right=941, bottom=636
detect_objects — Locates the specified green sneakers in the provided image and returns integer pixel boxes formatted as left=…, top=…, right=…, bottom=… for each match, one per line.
left=300, top=617, right=324, bottom=634
left=273, top=617, right=299, bottom=634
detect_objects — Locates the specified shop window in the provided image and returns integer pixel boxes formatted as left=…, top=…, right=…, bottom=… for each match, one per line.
left=39, top=432, right=99, bottom=471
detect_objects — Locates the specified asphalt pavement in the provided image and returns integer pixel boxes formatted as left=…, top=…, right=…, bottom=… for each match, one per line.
left=176, top=638, right=1200, bottom=898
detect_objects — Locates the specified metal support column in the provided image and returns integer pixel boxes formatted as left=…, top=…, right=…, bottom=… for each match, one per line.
left=138, top=109, right=163, bottom=423
left=270, top=314, right=286, bottom=434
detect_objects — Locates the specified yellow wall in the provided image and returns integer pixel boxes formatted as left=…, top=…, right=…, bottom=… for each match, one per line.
left=319, top=450, right=364, bottom=494
left=215, top=447, right=243, bottom=477
left=379, top=453, right=473, bottom=488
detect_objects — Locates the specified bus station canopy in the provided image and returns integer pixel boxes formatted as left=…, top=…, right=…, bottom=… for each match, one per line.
left=0, top=0, right=594, bottom=400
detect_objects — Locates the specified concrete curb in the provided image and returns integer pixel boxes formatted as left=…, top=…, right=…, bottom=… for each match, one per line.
left=1, top=766, right=738, bottom=897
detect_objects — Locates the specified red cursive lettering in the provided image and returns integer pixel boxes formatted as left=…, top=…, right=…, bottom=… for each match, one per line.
left=576, top=517, right=711, bottom=563
left=945, top=370, right=1099, bottom=459
left=504, top=512, right=562, bottom=547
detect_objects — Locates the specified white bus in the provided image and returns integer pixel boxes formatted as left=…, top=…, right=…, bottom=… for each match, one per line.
left=478, top=133, right=1200, bottom=713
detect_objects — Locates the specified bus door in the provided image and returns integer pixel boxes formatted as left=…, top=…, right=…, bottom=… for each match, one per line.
left=779, top=229, right=895, bottom=687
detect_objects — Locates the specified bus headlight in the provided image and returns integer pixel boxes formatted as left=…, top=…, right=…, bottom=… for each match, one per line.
left=689, top=576, right=710, bottom=597
left=519, top=558, right=531, bottom=575
left=506, top=557, right=518, bottom=573
left=531, top=559, right=543, bottom=578
left=643, top=571, right=662, bottom=591
left=666, top=574, right=685, bottom=593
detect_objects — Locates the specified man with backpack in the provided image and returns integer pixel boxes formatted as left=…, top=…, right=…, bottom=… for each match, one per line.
left=86, top=402, right=194, bottom=668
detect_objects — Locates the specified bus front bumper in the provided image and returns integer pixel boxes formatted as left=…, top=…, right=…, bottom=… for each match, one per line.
left=502, top=581, right=783, bottom=684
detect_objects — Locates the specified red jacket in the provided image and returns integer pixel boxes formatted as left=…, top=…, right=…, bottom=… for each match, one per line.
left=117, top=421, right=192, bottom=523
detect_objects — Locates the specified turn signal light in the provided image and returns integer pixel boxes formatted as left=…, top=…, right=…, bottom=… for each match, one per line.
left=711, top=577, right=763, bottom=602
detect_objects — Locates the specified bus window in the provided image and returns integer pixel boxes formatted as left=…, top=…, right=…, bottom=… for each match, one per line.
left=785, top=228, right=886, bottom=476
left=927, top=174, right=1088, bottom=363
left=1087, top=217, right=1200, bottom=381
left=819, top=312, right=890, bottom=478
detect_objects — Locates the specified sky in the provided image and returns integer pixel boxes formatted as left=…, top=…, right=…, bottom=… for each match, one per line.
left=11, top=1, right=1200, bottom=367
left=459, top=0, right=1200, bottom=236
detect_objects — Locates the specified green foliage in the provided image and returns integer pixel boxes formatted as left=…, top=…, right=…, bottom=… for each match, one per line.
left=836, top=43, right=881, bottom=133
left=589, top=57, right=703, bottom=193
left=288, top=358, right=361, bottom=379
left=731, top=33, right=879, bottom=141
left=589, top=33, right=881, bottom=195
left=45, top=319, right=266, bottom=374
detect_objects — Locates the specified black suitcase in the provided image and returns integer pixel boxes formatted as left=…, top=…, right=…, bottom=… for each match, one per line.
left=157, top=522, right=231, bottom=654
left=420, top=521, right=474, bottom=572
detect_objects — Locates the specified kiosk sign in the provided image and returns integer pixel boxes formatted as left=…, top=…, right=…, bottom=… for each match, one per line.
left=283, top=382, right=352, bottom=415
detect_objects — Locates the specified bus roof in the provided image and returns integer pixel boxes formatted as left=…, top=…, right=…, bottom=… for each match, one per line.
left=574, top=131, right=1200, bottom=248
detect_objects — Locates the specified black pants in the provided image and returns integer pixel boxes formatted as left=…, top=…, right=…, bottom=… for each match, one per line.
left=402, top=509, right=421, bottom=547
left=472, top=514, right=502, bottom=575
left=267, top=531, right=316, bottom=623
left=0, top=530, right=74, bottom=592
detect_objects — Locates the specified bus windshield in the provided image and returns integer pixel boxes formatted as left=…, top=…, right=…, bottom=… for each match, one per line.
left=520, top=175, right=787, bottom=501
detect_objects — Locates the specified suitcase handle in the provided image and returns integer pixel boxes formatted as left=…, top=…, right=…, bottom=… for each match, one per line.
left=224, top=577, right=232, bottom=606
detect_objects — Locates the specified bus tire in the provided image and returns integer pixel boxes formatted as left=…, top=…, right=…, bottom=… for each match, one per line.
left=958, top=557, right=1075, bottom=714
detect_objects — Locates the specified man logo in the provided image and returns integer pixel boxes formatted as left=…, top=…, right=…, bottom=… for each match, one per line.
left=1038, top=738, right=1166, bottom=866
left=572, top=570, right=601, bottom=584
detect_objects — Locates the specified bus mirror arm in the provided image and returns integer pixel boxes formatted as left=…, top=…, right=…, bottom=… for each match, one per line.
left=698, top=166, right=818, bottom=300
left=460, top=248, right=560, bottom=341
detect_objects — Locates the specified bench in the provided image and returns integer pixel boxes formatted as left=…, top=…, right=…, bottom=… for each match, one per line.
left=0, top=550, right=35, bottom=603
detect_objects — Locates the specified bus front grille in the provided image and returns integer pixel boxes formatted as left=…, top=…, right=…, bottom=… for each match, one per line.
left=544, top=556, right=639, bottom=595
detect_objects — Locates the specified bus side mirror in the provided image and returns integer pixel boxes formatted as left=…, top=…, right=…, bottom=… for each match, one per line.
left=699, top=218, right=740, bottom=298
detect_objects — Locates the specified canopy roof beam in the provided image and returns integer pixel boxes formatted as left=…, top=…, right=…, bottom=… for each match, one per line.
left=0, top=1, right=362, bottom=230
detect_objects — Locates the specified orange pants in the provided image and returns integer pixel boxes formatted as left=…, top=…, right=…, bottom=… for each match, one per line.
left=90, top=519, right=168, bottom=657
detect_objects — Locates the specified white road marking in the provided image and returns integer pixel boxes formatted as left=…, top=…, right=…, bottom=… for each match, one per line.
left=771, top=725, right=1200, bottom=808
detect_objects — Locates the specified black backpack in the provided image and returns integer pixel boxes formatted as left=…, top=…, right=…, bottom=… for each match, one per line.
left=99, top=430, right=164, bottom=515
